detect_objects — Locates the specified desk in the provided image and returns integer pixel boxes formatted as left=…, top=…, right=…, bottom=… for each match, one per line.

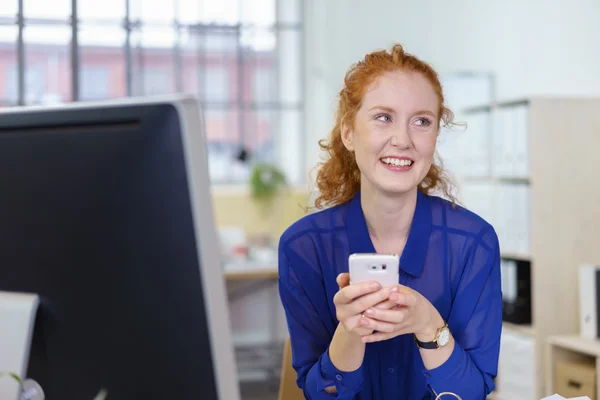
left=225, top=269, right=278, bottom=281
left=224, top=264, right=282, bottom=386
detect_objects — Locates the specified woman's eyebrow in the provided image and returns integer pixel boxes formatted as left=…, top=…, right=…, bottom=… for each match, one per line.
left=368, top=106, right=437, bottom=118
left=413, top=110, right=437, bottom=118
left=368, top=105, right=396, bottom=113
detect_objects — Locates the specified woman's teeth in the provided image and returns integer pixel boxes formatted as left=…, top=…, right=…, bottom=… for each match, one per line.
left=381, top=157, right=413, bottom=167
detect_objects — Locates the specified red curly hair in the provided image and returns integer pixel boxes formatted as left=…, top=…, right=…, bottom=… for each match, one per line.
left=314, top=44, right=457, bottom=209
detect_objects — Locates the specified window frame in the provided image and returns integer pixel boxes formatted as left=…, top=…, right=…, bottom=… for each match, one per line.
left=0, top=0, right=305, bottom=184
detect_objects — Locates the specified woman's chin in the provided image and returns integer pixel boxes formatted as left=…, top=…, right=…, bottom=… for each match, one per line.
left=376, top=181, right=419, bottom=197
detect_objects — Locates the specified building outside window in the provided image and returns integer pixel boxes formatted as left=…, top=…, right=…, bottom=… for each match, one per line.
left=0, top=0, right=304, bottom=184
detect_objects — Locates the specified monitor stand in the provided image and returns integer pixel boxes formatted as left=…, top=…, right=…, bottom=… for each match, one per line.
left=0, top=291, right=39, bottom=400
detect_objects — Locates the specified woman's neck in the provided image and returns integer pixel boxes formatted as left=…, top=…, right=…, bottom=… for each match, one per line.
left=360, top=186, right=418, bottom=251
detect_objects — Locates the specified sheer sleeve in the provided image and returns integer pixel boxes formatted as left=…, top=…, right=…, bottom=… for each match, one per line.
left=278, top=243, right=365, bottom=399
left=424, top=226, right=502, bottom=399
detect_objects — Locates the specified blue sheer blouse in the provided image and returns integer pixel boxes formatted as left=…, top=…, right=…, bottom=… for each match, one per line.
left=278, top=190, right=502, bottom=400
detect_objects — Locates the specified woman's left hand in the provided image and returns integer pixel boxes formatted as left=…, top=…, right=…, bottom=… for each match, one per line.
left=358, top=284, right=445, bottom=343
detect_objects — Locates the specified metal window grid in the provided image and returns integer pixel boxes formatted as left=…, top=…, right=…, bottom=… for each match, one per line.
left=1, top=0, right=305, bottom=183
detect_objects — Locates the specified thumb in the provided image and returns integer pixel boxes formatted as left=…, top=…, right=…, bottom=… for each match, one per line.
left=336, top=273, right=350, bottom=288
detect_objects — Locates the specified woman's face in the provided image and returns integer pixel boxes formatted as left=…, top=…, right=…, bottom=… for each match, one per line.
left=342, top=70, right=439, bottom=197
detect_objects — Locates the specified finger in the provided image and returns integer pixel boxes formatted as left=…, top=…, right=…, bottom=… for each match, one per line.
left=361, top=330, right=401, bottom=343
left=351, top=320, right=374, bottom=336
left=348, top=286, right=399, bottom=314
left=390, top=292, right=417, bottom=307
left=363, top=307, right=407, bottom=324
left=373, top=300, right=398, bottom=310
left=334, top=281, right=382, bottom=305
left=336, top=273, right=350, bottom=288
left=358, top=317, right=399, bottom=333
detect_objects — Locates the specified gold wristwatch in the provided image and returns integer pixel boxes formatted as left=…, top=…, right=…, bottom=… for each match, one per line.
left=414, top=324, right=450, bottom=349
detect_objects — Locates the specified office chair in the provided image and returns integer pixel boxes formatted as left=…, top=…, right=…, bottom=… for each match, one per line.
left=278, top=337, right=305, bottom=400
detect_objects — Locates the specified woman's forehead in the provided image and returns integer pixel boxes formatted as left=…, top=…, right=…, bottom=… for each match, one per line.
left=361, top=70, right=439, bottom=113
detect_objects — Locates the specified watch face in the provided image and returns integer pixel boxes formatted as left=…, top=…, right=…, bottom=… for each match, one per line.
left=438, top=327, right=450, bottom=347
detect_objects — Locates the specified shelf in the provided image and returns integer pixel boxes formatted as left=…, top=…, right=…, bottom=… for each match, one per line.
left=225, top=269, right=278, bottom=281
left=461, top=176, right=530, bottom=184
left=462, top=98, right=530, bottom=114
left=547, top=334, right=600, bottom=357
left=501, top=252, right=532, bottom=262
left=503, top=322, right=535, bottom=337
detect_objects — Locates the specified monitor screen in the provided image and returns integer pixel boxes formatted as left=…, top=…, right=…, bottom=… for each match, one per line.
left=0, top=96, right=240, bottom=400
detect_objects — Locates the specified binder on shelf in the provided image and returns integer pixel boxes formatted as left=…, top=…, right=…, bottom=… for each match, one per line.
left=501, top=258, right=532, bottom=325
left=463, top=111, right=490, bottom=178
left=513, top=104, right=529, bottom=179
left=491, top=104, right=530, bottom=180
left=579, top=264, right=600, bottom=339
left=460, top=181, right=495, bottom=226
left=492, top=108, right=508, bottom=177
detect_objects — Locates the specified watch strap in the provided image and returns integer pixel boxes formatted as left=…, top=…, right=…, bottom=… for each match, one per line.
left=413, top=324, right=448, bottom=349
left=413, top=334, right=439, bottom=349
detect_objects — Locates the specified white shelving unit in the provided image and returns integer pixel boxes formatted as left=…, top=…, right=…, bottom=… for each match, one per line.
left=547, top=334, right=600, bottom=397
left=441, top=97, right=600, bottom=399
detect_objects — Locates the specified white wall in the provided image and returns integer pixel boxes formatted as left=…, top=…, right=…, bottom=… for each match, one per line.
left=303, top=0, right=600, bottom=174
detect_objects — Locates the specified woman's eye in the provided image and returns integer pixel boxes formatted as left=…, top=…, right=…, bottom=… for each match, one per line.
left=376, top=114, right=392, bottom=123
left=415, top=117, right=431, bottom=127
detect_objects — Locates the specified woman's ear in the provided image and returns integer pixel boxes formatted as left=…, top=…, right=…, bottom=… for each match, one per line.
left=341, top=121, right=355, bottom=152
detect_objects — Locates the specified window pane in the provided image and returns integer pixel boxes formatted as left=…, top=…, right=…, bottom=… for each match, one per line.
left=0, top=26, right=17, bottom=106
left=278, top=109, right=302, bottom=184
left=206, top=109, right=241, bottom=143
left=241, top=0, right=275, bottom=27
left=240, top=27, right=275, bottom=52
left=277, top=0, right=302, bottom=25
left=24, top=25, right=72, bottom=104
left=178, top=0, right=239, bottom=25
left=180, top=29, right=239, bottom=103
left=247, top=53, right=276, bottom=105
left=244, top=110, right=275, bottom=162
left=205, top=109, right=243, bottom=182
left=79, top=25, right=126, bottom=100
left=130, top=0, right=175, bottom=23
left=204, top=66, right=230, bottom=103
left=130, top=28, right=176, bottom=96
left=278, top=29, right=302, bottom=105
left=0, top=0, right=17, bottom=19
left=25, top=0, right=70, bottom=20
left=180, top=50, right=200, bottom=97
left=79, top=0, right=125, bottom=21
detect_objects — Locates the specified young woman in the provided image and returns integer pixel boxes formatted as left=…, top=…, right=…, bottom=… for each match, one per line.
left=278, top=44, right=502, bottom=399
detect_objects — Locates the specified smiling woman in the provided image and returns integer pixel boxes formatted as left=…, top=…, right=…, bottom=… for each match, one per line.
left=278, top=43, right=502, bottom=400
left=315, top=44, right=456, bottom=209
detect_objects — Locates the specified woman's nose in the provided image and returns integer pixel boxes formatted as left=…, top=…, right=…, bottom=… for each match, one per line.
left=390, top=127, right=411, bottom=148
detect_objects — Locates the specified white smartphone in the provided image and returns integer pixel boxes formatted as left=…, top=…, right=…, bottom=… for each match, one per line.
left=348, top=253, right=400, bottom=287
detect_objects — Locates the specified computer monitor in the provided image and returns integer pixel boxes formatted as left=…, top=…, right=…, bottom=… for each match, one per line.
left=0, top=95, right=241, bottom=400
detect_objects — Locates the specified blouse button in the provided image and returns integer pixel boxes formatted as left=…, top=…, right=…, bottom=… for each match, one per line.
left=388, top=367, right=395, bottom=374
left=335, top=374, right=343, bottom=381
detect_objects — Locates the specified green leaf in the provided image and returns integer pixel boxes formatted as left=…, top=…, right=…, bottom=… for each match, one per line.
left=0, top=372, right=22, bottom=384
left=249, top=163, right=287, bottom=202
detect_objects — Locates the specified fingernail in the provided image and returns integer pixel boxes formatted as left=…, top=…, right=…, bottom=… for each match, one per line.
left=362, top=336, right=371, bottom=343
left=370, top=282, right=380, bottom=289
left=390, top=293, right=399, bottom=302
left=365, top=308, right=375, bottom=316
left=361, top=318, right=370, bottom=327
left=389, top=286, right=398, bottom=293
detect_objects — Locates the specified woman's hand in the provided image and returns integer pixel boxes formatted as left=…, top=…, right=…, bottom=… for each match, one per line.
left=358, top=284, right=445, bottom=343
left=333, top=273, right=399, bottom=337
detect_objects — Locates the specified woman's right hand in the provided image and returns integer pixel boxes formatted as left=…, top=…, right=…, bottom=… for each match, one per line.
left=334, top=273, right=398, bottom=337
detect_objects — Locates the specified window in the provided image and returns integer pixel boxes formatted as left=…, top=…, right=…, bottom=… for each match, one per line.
left=0, top=0, right=304, bottom=183
left=80, top=66, right=110, bottom=100
left=204, top=67, right=229, bottom=103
